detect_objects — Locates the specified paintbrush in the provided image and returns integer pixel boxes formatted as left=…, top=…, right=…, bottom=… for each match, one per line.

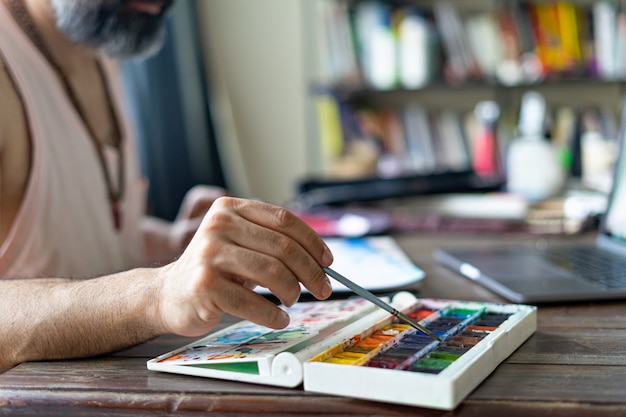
left=323, top=267, right=441, bottom=342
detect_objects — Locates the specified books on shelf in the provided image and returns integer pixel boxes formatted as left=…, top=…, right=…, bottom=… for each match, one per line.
left=354, top=1, right=396, bottom=90
left=403, top=103, right=437, bottom=174
left=316, top=0, right=360, bottom=86
left=437, top=109, right=472, bottom=172
left=432, top=1, right=479, bottom=84
left=465, top=11, right=502, bottom=82
left=318, top=100, right=478, bottom=181
left=309, top=0, right=624, bottom=203
left=317, top=0, right=626, bottom=88
left=309, top=92, right=620, bottom=198
left=398, top=9, right=437, bottom=89
left=594, top=1, right=618, bottom=79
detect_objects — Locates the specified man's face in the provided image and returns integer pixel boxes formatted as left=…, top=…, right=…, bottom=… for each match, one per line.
left=51, top=0, right=176, bottom=58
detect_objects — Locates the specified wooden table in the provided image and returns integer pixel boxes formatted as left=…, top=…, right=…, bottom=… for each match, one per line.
left=2, top=233, right=626, bottom=416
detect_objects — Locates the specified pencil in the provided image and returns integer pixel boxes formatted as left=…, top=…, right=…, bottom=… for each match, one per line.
left=323, top=267, right=441, bottom=342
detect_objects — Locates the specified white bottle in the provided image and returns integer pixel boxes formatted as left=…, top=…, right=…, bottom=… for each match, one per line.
left=506, top=91, right=565, bottom=201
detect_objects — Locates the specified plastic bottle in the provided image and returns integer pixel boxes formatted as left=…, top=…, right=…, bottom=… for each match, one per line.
left=506, top=91, right=565, bottom=200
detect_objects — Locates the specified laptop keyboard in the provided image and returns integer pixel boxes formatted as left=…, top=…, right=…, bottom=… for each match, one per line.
left=544, top=247, right=626, bottom=289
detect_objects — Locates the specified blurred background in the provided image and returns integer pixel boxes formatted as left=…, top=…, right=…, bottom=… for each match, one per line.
left=122, top=0, right=625, bottom=236
left=122, top=0, right=316, bottom=219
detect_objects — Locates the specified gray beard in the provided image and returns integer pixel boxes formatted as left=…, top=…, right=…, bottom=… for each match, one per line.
left=50, top=0, right=171, bottom=58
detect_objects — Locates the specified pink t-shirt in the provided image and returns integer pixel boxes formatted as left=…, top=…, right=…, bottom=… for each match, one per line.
left=0, top=2, right=147, bottom=278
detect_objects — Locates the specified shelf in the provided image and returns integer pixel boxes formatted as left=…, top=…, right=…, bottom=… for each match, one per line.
left=305, top=0, right=624, bottom=204
left=315, top=78, right=626, bottom=102
left=296, top=171, right=503, bottom=207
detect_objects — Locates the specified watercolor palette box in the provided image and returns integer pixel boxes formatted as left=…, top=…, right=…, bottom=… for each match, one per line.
left=148, top=292, right=536, bottom=410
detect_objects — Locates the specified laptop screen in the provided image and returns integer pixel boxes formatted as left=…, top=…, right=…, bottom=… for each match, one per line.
left=603, top=106, right=626, bottom=242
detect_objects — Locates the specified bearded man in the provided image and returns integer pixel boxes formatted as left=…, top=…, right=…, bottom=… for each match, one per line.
left=0, top=0, right=334, bottom=370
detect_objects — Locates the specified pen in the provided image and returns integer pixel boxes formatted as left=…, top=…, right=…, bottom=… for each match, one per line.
left=323, top=267, right=441, bottom=342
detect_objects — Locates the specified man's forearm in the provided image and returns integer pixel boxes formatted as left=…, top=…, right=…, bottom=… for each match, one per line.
left=0, top=268, right=163, bottom=370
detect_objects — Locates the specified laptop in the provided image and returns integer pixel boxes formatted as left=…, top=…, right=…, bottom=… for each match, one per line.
left=434, top=107, right=626, bottom=304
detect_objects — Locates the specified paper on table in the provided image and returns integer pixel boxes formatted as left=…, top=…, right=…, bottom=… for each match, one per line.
left=255, top=236, right=425, bottom=294
left=324, top=236, right=425, bottom=292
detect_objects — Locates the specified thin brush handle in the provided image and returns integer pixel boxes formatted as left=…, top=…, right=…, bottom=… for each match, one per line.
left=323, top=267, right=441, bottom=341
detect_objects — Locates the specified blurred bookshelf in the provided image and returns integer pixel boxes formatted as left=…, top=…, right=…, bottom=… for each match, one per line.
left=297, top=0, right=626, bottom=209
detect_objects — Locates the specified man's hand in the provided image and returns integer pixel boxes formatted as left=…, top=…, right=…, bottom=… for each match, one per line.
left=155, top=197, right=334, bottom=337
left=142, top=185, right=227, bottom=264
left=169, top=185, right=228, bottom=253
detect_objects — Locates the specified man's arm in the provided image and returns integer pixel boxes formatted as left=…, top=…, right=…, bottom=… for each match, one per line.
left=0, top=269, right=161, bottom=370
left=0, top=197, right=334, bottom=370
